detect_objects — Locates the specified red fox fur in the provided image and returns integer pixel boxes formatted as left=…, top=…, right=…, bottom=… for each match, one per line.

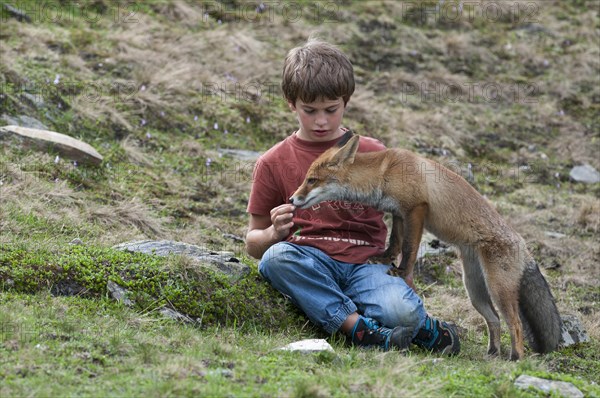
left=290, top=131, right=561, bottom=360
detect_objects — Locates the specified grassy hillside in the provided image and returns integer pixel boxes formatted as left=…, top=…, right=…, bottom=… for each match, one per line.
left=1, top=0, right=599, bottom=396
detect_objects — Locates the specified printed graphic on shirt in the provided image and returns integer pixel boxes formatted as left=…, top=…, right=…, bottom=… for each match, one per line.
left=289, top=200, right=375, bottom=247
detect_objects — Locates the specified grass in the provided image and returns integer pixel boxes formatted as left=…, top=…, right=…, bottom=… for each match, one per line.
left=1, top=0, right=599, bottom=396
left=4, top=292, right=597, bottom=398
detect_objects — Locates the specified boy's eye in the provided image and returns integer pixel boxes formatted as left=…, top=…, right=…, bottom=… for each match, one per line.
left=326, top=108, right=338, bottom=113
left=303, top=109, right=315, bottom=114
left=306, top=178, right=317, bottom=185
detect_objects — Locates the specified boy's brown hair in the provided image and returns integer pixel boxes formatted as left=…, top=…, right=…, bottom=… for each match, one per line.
left=281, top=38, right=355, bottom=106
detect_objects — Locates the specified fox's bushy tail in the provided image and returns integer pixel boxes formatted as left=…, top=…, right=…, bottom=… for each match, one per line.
left=519, top=261, right=562, bottom=353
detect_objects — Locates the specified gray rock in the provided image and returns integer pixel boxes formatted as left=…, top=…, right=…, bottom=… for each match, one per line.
left=21, top=93, right=46, bottom=109
left=159, top=306, right=196, bottom=324
left=2, top=3, right=31, bottom=22
left=1, top=114, right=48, bottom=130
left=107, top=280, right=134, bottom=307
left=417, top=233, right=453, bottom=260
left=0, top=125, right=103, bottom=166
left=559, top=314, right=590, bottom=347
left=569, top=164, right=600, bottom=184
left=514, top=375, right=583, bottom=398
left=112, top=240, right=250, bottom=280
left=218, top=148, right=261, bottom=162
left=107, top=280, right=197, bottom=324
left=222, top=233, right=245, bottom=243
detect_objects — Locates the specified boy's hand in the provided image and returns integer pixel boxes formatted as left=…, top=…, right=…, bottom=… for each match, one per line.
left=270, top=204, right=296, bottom=241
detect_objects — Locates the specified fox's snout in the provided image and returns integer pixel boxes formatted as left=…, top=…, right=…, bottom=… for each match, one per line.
left=288, top=195, right=303, bottom=207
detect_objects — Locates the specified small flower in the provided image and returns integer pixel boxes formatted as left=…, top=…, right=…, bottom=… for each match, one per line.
left=160, top=111, right=165, bottom=117
left=54, top=155, right=60, bottom=164
left=141, top=119, right=146, bottom=126
left=146, top=132, right=152, bottom=139
left=542, top=59, right=550, bottom=67
left=246, top=116, right=251, bottom=123
left=558, top=109, right=565, bottom=116
left=224, top=129, right=229, bottom=134
left=214, top=122, right=219, bottom=130
left=140, top=85, right=146, bottom=91
left=53, top=74, right=61, bottom=85
left=194, top=115, right=198, bottom=121
left=73, top=161, right=78, bottom=167
left=206, top=158, right=212, bottom=167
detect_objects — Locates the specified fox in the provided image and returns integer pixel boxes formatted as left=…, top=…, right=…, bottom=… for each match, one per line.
left=289, top=131, right=562, bottom=360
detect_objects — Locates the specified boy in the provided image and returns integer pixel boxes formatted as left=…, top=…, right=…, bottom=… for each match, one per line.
left=245, top=38, right=459, bottom=354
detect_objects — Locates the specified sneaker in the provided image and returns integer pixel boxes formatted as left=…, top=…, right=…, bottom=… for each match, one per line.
left=413, top=315, right=460, bottom=355
left=349, top=315, right=410, bottom=351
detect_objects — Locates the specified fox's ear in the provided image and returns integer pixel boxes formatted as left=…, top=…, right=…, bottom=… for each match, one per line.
left=335, top=130, right=355, bottom=148
left=331, top=135, right=360, bottom=164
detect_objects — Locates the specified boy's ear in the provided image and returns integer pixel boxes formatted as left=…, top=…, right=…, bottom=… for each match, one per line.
left=331, top=135, right=360, bottom=165
left=287, top=101, right=296, bottom=111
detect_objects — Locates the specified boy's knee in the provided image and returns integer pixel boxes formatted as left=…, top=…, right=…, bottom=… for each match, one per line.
left=383, top=296, right=425, bottom=331
left=259, top=242, right=299, bottom=277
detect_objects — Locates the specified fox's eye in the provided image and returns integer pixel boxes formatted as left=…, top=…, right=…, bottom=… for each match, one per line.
left=306, top=178, right=317, bottom=185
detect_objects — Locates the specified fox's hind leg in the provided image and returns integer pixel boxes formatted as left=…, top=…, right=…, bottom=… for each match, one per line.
left=460, top=246, right=501, bottom=356
left=479, top=245, right=525, bottom=361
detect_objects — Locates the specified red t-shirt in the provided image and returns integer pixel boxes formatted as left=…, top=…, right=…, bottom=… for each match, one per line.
left=247, top=132, right=387, bottom=264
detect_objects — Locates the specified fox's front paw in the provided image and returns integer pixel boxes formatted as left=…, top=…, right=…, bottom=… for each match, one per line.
left=368, top=254, right=397, bottom=267
left=387, top=266, right=406, bottom=278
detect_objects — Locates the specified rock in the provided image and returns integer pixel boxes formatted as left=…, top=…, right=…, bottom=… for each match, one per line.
left=107, top=280, right=196, bottom=324
left=0, top=125, right=103, bottom=166
left=279, top=339, right=334, bottom=354
left=569, top=164, right=600, bottom=184
left=112, top=240, right=250, bottom=280
left=159, top=306, right=196, bottom=324
left=218, top=148, right=261, bottom=162
left=50, top=279, right=85, bottom=296
left=20, top=93, right=46, bottom=110
left=559, top=314, right=590, bottom=347
left=1, top=114, right=48, bottom=130
left=107, top=280, right=134, bottom=307
left=417, top=233, right=453, bottom=260
left=545, top=231, right=566, bottom=239
left=69, top=238, right=84, bottom=245
left=222, top=233, right=245, bottom=243
left=2, top=3, right=31, bottom=22
left=514, top=375, right=583, bottom=398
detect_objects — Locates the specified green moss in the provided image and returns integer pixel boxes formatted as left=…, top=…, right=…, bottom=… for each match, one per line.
left=0, top=243, right=304, bottom=330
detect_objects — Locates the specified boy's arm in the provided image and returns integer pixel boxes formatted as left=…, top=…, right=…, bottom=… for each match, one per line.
left=245, top=204, right=296, bottom=259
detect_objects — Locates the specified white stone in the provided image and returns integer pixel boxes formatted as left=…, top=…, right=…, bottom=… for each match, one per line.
left=0, top=125, right=103, bottom=165
left=279, top=339, right=334, bottom=353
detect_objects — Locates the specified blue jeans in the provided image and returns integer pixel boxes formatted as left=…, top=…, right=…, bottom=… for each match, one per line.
left=259, top=242, right=426, bottom=344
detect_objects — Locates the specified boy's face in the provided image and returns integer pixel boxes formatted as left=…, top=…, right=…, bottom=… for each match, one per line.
left=289, top=97, right=346, bottom=142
